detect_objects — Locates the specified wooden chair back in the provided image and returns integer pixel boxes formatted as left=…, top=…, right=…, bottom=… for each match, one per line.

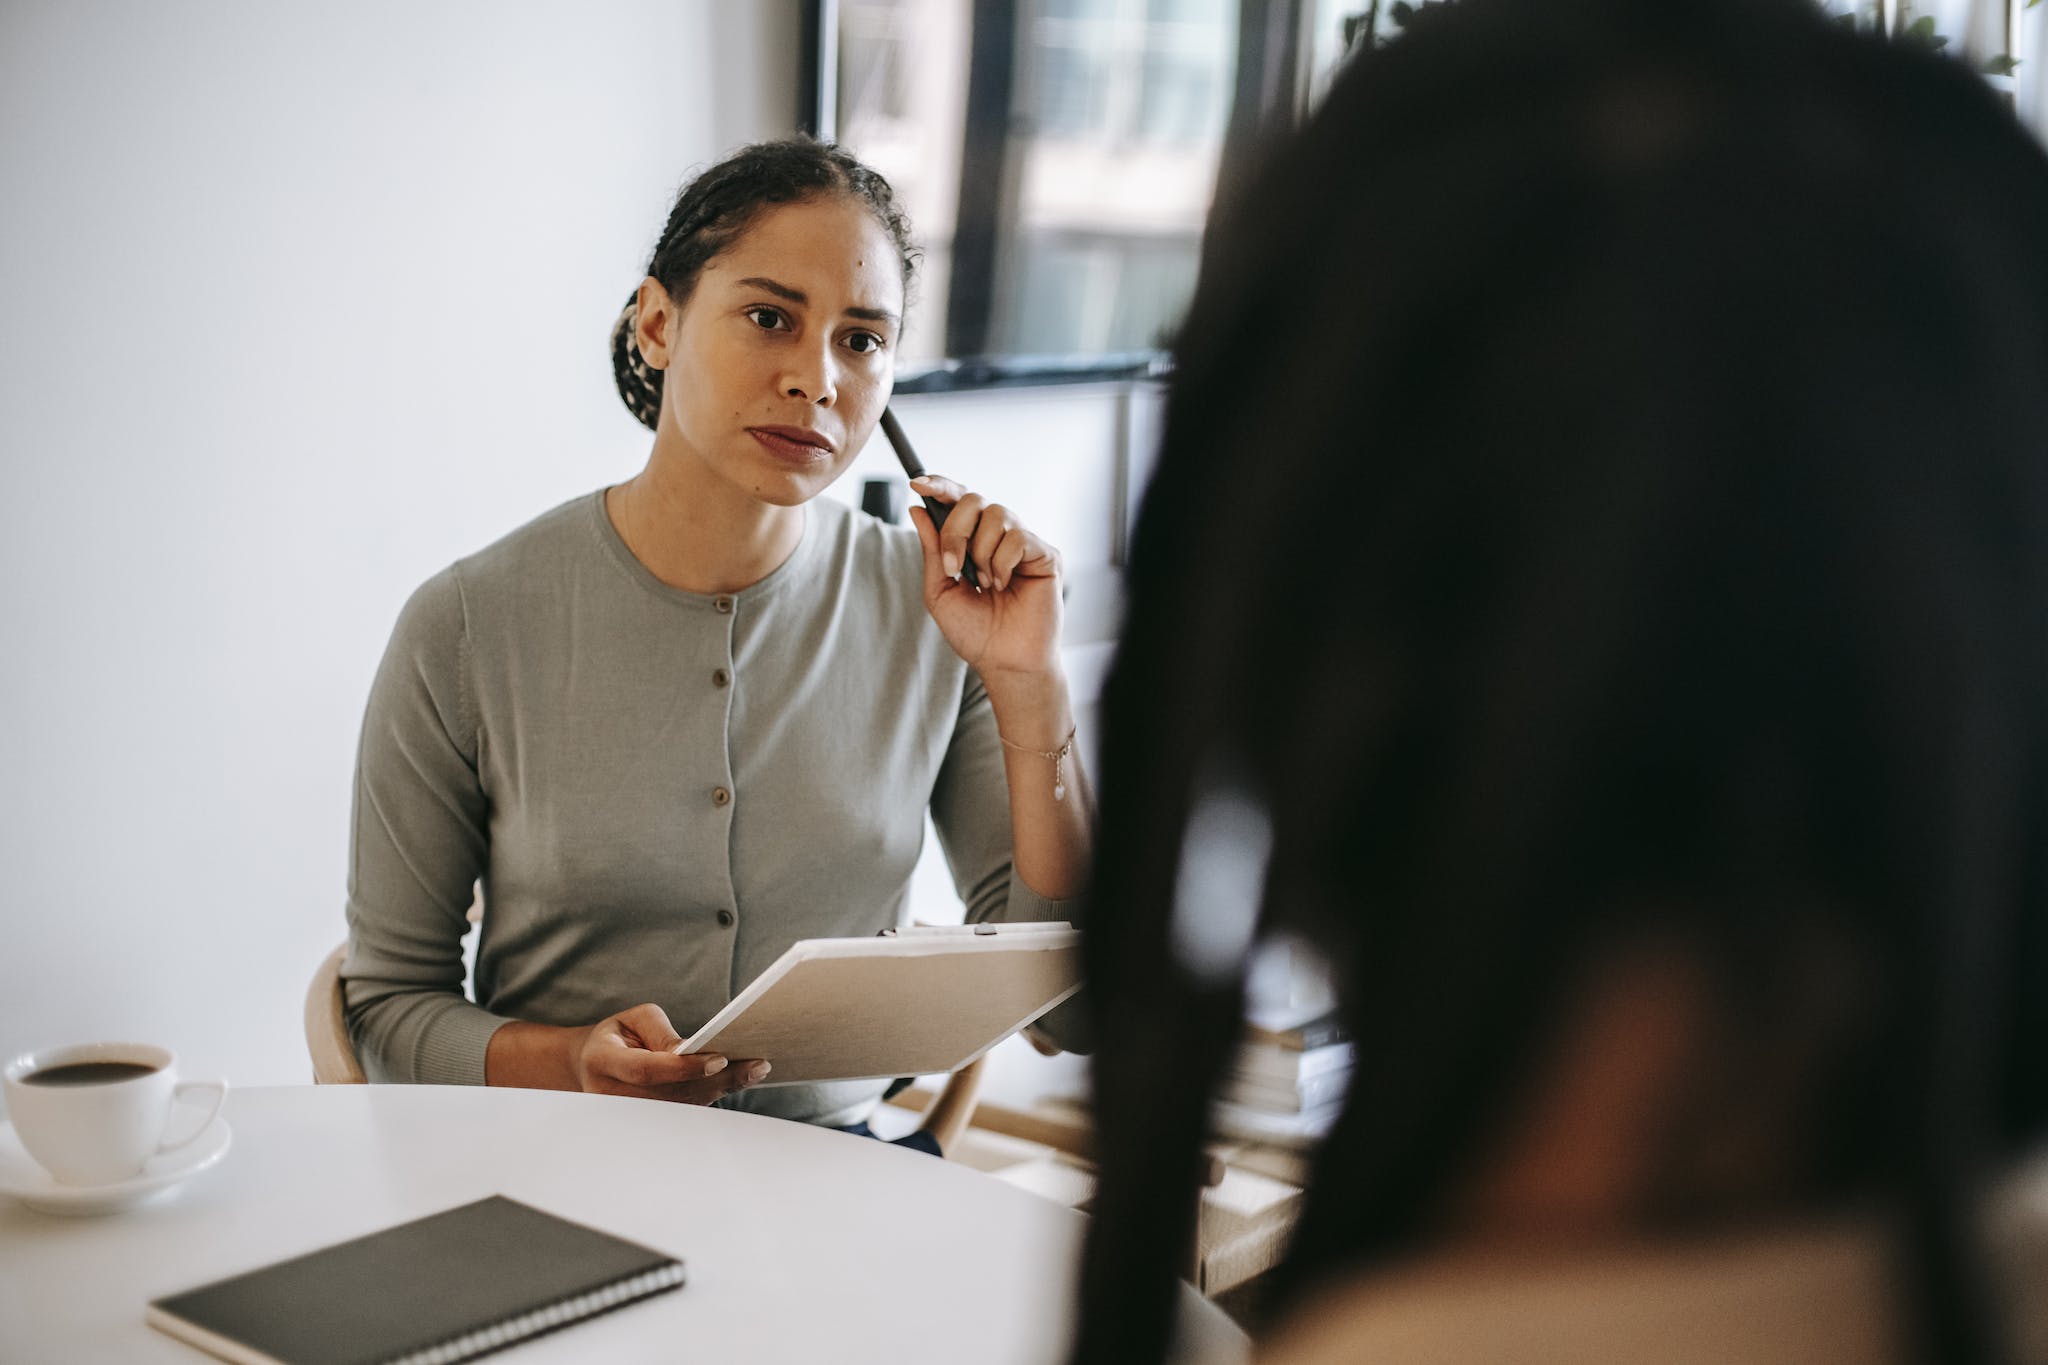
left=305, top=942, right=367, bottom=1085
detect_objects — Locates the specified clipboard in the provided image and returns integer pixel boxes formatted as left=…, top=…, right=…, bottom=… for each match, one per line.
left=676, top=922, right=1081, bottom=1086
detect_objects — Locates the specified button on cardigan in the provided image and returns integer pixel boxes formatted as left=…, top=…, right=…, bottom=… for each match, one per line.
left=343, top=490, right=1078, bottom=1128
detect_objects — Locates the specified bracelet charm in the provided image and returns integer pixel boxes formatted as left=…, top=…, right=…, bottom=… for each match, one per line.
left=999, top=727, right=1077, bottom=803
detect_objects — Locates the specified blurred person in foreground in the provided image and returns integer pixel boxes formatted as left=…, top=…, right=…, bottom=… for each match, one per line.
left=1073, top=0, right=2048, bottom=1361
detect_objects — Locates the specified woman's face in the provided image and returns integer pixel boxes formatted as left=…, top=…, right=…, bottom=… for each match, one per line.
left=641, top=193, right=903, bottom=507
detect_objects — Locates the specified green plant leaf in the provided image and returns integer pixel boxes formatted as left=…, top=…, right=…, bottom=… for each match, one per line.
left=1984, top=53, right=2021, bottom=75
left=1903, top=14, right=1948, bottom=48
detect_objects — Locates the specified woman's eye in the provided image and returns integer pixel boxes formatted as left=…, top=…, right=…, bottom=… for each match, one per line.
left=747, top=307, right=788, bottom=331
left=844, top=331, right=884, bottom=355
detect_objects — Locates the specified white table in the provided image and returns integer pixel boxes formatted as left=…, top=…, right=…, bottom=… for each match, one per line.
left=0, top=1085, right=1248, bottom=1364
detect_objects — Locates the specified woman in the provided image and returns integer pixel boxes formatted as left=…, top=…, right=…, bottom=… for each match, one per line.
left=342, top=139, right=1090, bottom=1137
left=1073, top=0, right=2048, bottom=1361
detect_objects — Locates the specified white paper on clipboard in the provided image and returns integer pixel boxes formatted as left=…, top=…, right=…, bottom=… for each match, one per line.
left=676, top=922, right=1081, bottom=1086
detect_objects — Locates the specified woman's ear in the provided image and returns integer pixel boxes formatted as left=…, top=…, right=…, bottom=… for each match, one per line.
left=1450, top=939, right=1716, bottom=1240
left=635, top=276, right=675, bottom=370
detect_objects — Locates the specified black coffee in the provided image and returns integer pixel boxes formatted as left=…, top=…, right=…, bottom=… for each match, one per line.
left=20, top=1060, right=159, bottom=1087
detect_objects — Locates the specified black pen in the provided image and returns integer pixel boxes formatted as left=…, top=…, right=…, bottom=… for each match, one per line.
left=879, top=407, right=979, bottom=588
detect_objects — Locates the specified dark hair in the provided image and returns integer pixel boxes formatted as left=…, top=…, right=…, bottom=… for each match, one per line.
left=1074, top=2, right=2048, bottom=1363
left=610, top=137, right=917, bottom=431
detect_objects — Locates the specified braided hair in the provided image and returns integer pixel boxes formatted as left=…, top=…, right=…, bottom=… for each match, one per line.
left=1072, top=1, right=2048, bottom=1362
left=610, top=137, right=917, bottom=431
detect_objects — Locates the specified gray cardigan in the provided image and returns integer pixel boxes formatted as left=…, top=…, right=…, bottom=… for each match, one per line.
left=343, top=490, right=1076, bottom=1128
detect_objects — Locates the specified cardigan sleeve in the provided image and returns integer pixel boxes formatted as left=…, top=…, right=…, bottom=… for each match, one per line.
left=928, top=668, right=1094, bottom=1053
left=340, top=567, right=515, bottom=1084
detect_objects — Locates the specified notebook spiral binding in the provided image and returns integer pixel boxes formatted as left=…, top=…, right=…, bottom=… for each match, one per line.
left=390, top=1263, right=689, bottom=1365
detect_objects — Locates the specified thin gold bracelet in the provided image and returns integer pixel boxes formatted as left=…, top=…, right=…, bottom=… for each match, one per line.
left=998, top=726, right=1077, bottom=803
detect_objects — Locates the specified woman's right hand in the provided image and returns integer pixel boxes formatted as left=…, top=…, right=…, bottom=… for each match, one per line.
left=485, top=1002, right=770, bottom=1100
left=571, top=1003, right=771, bottom=1103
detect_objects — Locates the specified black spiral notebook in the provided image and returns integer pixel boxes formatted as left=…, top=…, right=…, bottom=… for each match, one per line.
left=146, top=1195, right=685, bottom=1365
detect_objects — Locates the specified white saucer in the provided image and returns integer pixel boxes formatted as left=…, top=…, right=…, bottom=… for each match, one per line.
left=0, top=1102, right=232, bottom=1216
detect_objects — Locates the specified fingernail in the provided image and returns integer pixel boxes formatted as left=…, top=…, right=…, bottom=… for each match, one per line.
left=702, top=1055, right=728, bottom=1075
left=943, top=552, right=960, bottom=579
left=747, top=1062, right=771, bottom=1082
left=909, top=474, right=932, bottom=487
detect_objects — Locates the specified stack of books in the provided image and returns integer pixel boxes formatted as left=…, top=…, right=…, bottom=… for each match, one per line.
left=1213, top=1005, right=1353, bottom=1147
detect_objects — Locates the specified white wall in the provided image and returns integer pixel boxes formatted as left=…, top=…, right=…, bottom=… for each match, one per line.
left=0, top=0, right=806, bottom=1088
left=0, top=2, right=1129, bottom=1109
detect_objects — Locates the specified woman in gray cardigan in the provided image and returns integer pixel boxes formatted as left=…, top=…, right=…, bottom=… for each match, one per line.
left=342, top=140, right=1091, bottom=1134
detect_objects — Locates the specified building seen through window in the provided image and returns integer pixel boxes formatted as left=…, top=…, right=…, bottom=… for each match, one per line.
left=836, top=0, right=1237, bottom=371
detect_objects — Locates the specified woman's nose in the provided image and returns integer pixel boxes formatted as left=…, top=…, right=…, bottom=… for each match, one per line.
left=779, top=347, right=837, bottom=407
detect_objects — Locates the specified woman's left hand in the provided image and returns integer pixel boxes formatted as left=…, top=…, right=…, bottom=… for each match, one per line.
left=908, top=474, right=1062, bottom=680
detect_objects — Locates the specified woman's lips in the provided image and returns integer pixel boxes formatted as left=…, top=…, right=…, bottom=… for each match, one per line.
left=747, top=427, right=834, bottom=465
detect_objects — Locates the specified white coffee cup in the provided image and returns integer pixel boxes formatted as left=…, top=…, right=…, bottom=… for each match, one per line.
left=2, top=1042, right=228, bottom=1186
